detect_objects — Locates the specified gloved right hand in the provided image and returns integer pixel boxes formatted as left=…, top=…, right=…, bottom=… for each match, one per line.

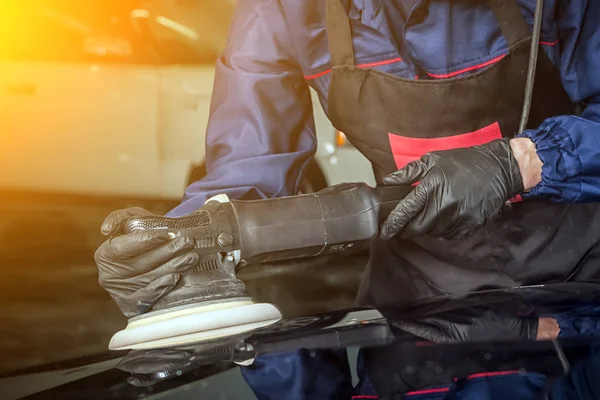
left=394, top=308, right=539, bottom=344
left=380, top=138, right=524, bottom=240
left=94, top=207, right=199, bottom=318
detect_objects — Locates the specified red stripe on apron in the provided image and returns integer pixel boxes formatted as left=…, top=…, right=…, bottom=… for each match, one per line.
left=405, top=387, right=451, bottom=396
left=427, top=54, right=507, bottom=79
left=388, top=121, right=503, bottom=170
left=466, top=370, right=521, bottom=380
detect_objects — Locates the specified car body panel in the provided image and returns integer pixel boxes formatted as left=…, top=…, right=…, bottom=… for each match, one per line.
left=1, top=282, right=599, bottom=400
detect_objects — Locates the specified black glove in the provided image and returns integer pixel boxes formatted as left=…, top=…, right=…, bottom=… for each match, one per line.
left=381, top=138, right=524, bottom=239
left=395, top=308, right=539, bottom=344
left=94, top=207, right=199, bottom=318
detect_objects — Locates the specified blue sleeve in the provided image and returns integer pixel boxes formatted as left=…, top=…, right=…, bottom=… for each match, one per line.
left=168, top=1, right=316, bottom=217
left=240, top=349, right=354, bottom=400
left=516, top=0, right=600, bottom=202
left=552, top=303, right=600, bottom=339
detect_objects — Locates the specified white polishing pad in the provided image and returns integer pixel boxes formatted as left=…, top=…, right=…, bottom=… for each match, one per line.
left=109, top=298, right=282, bottom=350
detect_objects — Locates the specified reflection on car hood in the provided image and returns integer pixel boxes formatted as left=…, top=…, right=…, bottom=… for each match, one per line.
left=1, top=282, right=600, bottom=399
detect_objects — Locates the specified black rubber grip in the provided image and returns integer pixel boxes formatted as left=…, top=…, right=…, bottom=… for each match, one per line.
left=124, top=211, right=211, bottom=233
left=233, top=183, right=411, bottom=263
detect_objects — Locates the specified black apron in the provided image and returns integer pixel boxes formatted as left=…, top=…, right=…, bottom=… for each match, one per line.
left=325, top=0, right=600, bottom=307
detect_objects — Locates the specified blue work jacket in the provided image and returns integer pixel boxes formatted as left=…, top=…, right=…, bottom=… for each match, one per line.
left=169, top=0, right=600, bottom=216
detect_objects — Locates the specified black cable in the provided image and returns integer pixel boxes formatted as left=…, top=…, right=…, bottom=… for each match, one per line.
left=551, top=339, right=571, bottom=375
left=518, top=0, right=544, bottom=134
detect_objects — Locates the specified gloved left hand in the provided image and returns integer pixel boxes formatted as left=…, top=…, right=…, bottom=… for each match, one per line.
left=381, top=138, right=524, bottom=239
left=94, top=207, right=199, bottom=318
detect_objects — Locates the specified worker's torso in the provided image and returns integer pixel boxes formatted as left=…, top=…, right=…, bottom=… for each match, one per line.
left=278, top=0, right=564, bottom=107
left=294, top=0, right=600, bottom=307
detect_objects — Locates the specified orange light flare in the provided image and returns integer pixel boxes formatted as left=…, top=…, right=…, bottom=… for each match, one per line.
left=0, top=1, right=128, bottom=181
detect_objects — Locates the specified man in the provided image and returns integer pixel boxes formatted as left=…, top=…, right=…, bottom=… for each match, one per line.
left=95, top=0, right=600, bottom=316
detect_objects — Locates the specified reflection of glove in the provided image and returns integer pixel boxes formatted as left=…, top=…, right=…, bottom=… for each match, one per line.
left=395, top=308, right=538, bottom=344
left=94, top=207, right=199, bottom=317
left=381, top=138, right=523, bottom=239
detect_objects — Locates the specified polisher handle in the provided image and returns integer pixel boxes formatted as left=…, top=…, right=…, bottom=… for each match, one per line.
left=232, top=183, right=412, bottom=263
left=123, top=183, right=412, bottom=265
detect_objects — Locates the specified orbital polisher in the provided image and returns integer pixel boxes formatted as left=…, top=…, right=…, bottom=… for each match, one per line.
left=109, top=182, right=411, bottom=351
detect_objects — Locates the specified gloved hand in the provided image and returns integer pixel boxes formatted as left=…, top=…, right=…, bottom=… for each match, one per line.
left=395, top=308, right=539, bottom=344
left=381, top=138, right=524, bottom=239
left=94, top=207, right=199, bottom=317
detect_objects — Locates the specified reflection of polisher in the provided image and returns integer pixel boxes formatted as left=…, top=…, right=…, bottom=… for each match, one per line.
left=109, top=182, right=411, bottom=350
left=117, top=309, right=392, bottom=387
left=116, top=306, right=572, bottom=389
left=117, top=336, right=255, bottom=387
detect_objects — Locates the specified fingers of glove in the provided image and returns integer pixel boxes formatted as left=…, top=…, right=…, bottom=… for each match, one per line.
left=403, top=206, right=471, bottom=239
left=395, top=321, right=445, bottom=343
left=433, top=205, right=495, bottom=239
left=101, top=207, right=154, bottom=236
left=382, top=158, right=430, bottom=186
left=128, top=236, right=196, bottom=273
left=99, top=251, right=197, bottom=293
left=134, top=251, right=199, bottom=284
left=96, top=230, right=172, bottom=261
left=380, top=184, right=428, bottom=240
left=400, top=204, right=437, bottom=238
left=124, top=273, right=181, bottom=317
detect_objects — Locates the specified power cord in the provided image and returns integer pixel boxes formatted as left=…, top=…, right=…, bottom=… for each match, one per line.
left=518, top=0, right=545, bottom=134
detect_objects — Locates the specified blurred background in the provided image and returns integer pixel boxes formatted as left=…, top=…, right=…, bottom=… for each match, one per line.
left=0, top=0, right=374, bottom=374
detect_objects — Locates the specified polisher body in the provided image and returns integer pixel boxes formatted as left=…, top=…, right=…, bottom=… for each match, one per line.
left=110, top=182, right=410, bottom=350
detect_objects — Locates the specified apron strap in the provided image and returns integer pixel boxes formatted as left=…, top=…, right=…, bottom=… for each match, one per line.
left=326, top=0, right=355, bottom=67
left=489, top=0, right=532, bottom=47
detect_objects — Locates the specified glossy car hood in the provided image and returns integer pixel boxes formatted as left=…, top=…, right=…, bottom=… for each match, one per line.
left=1, top=281, right=599, bottom=400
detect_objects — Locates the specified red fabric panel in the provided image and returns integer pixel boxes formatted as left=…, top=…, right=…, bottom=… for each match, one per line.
left=388, top=121, right=503, bottom=169
left=508, top=194, right=523, bottom=203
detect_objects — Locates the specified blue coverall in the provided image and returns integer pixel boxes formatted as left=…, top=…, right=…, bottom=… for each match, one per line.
left=169, top=0, right=600, bottom=217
